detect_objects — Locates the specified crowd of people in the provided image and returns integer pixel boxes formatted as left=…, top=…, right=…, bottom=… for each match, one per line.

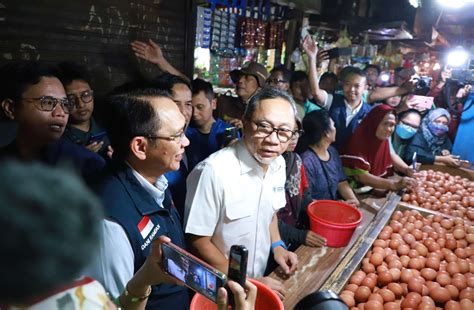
left=0, top=34, right=472, bottom=309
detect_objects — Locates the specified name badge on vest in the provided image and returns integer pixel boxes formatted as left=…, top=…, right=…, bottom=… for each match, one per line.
left=138, top=216, right=161, bottom=251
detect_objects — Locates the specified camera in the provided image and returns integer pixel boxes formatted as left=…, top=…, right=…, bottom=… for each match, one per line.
left=415, top=76, right=432, bottom=90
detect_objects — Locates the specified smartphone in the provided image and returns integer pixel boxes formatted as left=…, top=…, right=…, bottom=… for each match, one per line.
left=411, top=95, right=434, bottom=110
left=327, top=47, right=352, bottom=59
left=162, top=242, right=227, bottom=303
left=224, top=127, right=240, bottom=140
left=227, top=245, right=248, bottom=307
left=88, top=131, right=107, bottom=144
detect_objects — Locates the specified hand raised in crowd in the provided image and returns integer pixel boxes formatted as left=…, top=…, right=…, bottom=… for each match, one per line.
left=85, top=141, right=104, bottom=153
left=401, top=77, right=417, bottom=94
left=131, top=39, right=164, bottom=65
left=302, top=34, right=318, bottom=62
left=316, top=49, right=330, bottom=66
left=305, top=230, right=327, bottom=247
left=456, top=84, right=472, bottom=99
left=107, top=145, right=114, bottom=159
left=273, top=246, right=298, bottom=275
left=217, top=280, right=257, bottom=310
left=258, top=276, right=286, bottom=300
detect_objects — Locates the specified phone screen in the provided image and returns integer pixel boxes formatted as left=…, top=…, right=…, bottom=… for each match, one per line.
left=162, top=243, right=226, bottom=303
left=88, top=131, right=107, bottom=143
left=228, top=245, right=248, bottom=286
left=411, top=95, right=434, bottom=110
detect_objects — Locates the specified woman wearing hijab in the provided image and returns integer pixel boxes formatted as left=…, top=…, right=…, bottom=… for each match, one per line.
left=299, top=110, right=359, bottom=206
left=341, top=104, right=417, bottom=191
left=405, top=108, right=461, bottom=167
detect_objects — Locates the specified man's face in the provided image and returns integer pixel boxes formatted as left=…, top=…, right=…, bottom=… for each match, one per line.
left=15, top=76, right=69, bottom=144
left=290, top=79, right=310, bottom=104
left=319, top=77, right=337, bottom=95
left=171, top=83, right=193, bottom=126
left=343, top=74, right=367, bottom=104
left=243, top=98, right=296, bottom=166
left=64, top=79, right=94, bottom=125
left=366, top=68, right=379, bottom=86
left=236, top=75, right=259, bottom=101
left=192, top=91, right=215, bottom=128
left=267, top=71, right=289, bottom=92
left=146, top=97, right=190, bottom=175
left=375, top=112, right=397, bottom=140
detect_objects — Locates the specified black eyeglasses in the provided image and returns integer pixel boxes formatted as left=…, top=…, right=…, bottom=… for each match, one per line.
left=400, top=120, right=419, bottom=130
left=67, top=90, right=94, bottom=106
left=139, top=131, right=186, bottom=144
left=267, top=78, right=288, bottom=85
left=253, top=121, right=299, bottom=143
left=22, top=96, right=74, bottom=114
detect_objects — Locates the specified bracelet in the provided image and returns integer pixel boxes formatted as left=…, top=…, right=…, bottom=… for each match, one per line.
left=124, top=284, right=152, bottom=302
left=271, top=240, right=288, bottom=252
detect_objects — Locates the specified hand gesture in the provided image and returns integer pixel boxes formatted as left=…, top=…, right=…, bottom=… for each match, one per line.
left=131, top=39, right=164, bottom=65
left=305, top=230, right=327, bottom=247
left=217, top=280, right=257, bottom=310
left=273, top=246, right=298, bottom=275
left=442, top=154, right=461, bottom=167
left=394, top=176, right=417, bottom=190
left=85, top=141, right=103, bottom=153
left=302, top=34, right=318, bottom=61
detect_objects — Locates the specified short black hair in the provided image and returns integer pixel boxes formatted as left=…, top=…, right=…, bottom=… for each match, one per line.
left=270, top=66, right=292, bottom=83
left=398, top=108, right=421, bottom=121
left=0, top=160, right=102, bottom=303
left=364, top=64, right=381, bottom=75
left=106, top=87, right=171, bottom=161
left=191, top=78, right=214, bottom=102
left=302, top=110, right=333, bottom=146
left=320, top=72, right=338, bottom=83
left=290, top=71, right=309, bottom=87
left=58, top=61, right=91, bottom=86
left=244, top=87, right=296, bottom=121
left=152, top=73, right=191, bottom=93
left=0, top=61, right=61, bottom=103
left=342, top=66, right=367, bottom=83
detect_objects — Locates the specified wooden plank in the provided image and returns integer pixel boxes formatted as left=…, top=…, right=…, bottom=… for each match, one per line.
left=268, top=195, right=390, bottom=309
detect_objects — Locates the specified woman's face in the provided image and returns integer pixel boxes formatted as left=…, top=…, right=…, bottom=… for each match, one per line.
left=325, top=118, right=337, bottom=143
left=433, top=115, right=449, bottom=126
left=375, top=112, right=397, bottom=140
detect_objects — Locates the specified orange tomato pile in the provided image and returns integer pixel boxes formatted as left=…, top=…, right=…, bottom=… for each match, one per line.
left=401, top=170, right=474, bottom=221
left=339, top=210, right=474, bottom=310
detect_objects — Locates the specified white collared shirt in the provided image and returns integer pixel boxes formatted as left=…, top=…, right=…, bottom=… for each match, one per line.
left=127, top=161, right=168, bottom=208
left=184, top=140, right=286, bottom=278
left=322, top=92, right=364, bottom=126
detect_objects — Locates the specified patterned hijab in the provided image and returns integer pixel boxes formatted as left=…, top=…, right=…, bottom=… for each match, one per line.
left=421, top=108, right=451, bottom=155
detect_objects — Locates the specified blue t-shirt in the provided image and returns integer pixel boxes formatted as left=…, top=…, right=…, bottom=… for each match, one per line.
left=301, top=146, right=347, bottom=200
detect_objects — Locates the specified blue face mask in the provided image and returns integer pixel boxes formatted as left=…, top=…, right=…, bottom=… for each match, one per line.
left=396, top=123, right=417, bottom=140
left=428, top=122, right=449, bottom=136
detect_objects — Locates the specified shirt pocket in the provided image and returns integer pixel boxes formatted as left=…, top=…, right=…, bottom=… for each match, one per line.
left=223, top=199, right=254, bottom=239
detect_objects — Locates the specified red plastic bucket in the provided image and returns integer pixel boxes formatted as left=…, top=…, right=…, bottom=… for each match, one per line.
left=190, top=278, right=283, bottom=310
left=307, top=200, right=363, bottom=248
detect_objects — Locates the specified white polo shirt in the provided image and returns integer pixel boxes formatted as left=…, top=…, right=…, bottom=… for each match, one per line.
left=184, top=140, right=286, bottom=277
left=322, top=92, right=365, bottom=126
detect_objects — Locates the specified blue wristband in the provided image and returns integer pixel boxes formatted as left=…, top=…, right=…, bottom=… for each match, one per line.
left=271, top=240, right=287, bottom=252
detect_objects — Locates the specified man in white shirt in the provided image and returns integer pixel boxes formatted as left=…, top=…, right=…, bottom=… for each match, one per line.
left=184, top=87, right=298, bottom=300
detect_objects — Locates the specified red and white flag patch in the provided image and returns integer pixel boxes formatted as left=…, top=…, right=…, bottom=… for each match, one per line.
left=137, top=216, right=154, bottom=239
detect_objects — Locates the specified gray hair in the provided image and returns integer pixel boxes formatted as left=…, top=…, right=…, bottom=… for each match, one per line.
left=243, top=87, right=297, bottom=121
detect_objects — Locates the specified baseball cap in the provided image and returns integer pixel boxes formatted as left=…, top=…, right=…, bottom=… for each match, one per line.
left=230, top=62, right=269, bottom=87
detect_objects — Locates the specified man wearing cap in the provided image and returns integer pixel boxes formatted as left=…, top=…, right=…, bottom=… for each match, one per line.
left=215, top=62, right=269, bottom=127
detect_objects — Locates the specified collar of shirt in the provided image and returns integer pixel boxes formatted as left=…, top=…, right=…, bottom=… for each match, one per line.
left=236, top=140, right=284, bottom=176
left=344, top=99, right=364, bottom=115
left=125, top=161, right=168, bottom=208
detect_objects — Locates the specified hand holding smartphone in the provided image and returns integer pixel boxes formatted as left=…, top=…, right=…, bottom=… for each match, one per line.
left=161, top=242, right=227, bottom=303
left=88, top=131, right=107, bottom=144
left=227, top=245, right=248, bottom=307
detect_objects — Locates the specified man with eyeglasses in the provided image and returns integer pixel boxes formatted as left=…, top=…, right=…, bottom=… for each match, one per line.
left=0, top=61, right=105, bottom=182
left=184, top=87, right=299, bottom=300
left=86, top=87, right=191, bottom=309
left=58, top=62, right=111, bottom=159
